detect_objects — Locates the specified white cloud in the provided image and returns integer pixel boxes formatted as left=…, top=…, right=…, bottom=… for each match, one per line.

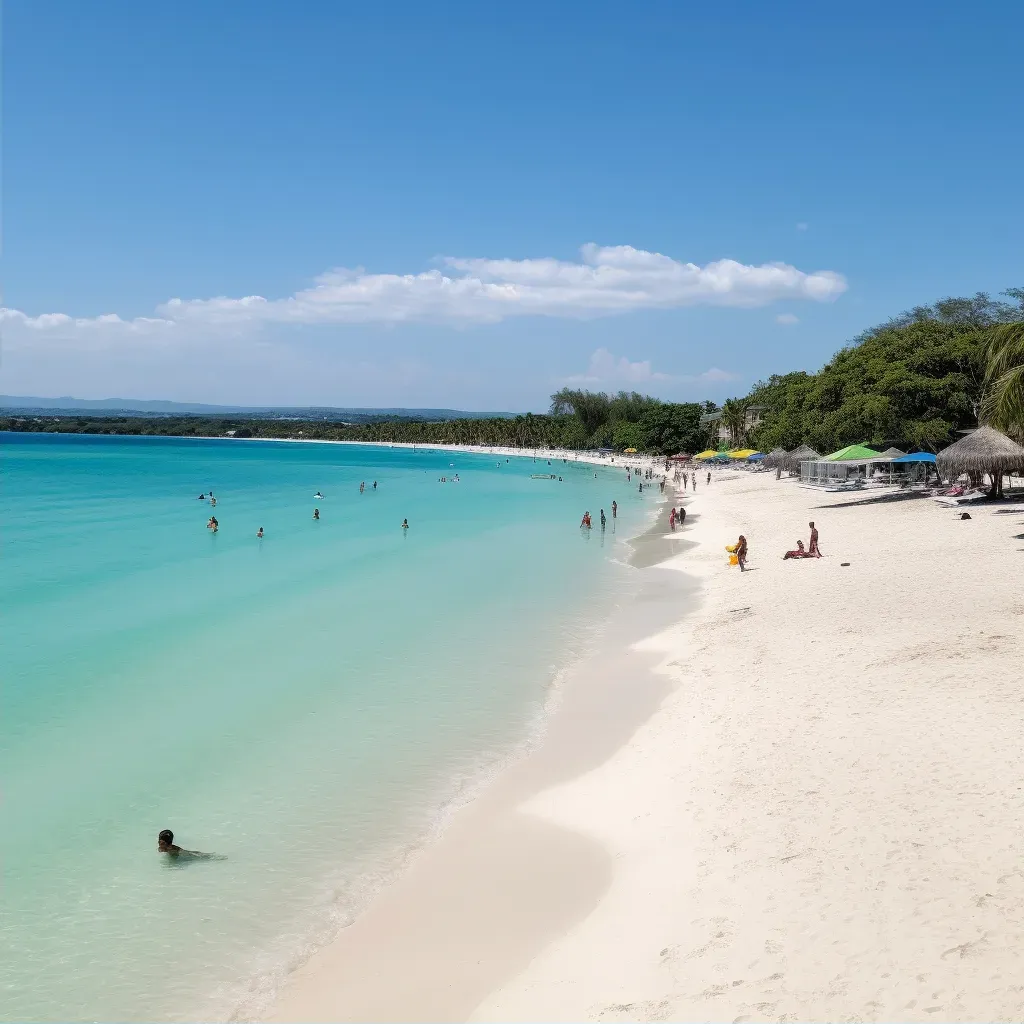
left=567, top=348, right=737, bottom=387
left=776, top=313, right=800, bottom=325
left=1, top=244, right=847, bottom=349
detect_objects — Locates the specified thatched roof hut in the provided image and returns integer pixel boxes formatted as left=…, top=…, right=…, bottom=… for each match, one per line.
left=783, top=444, right=820, bottom=473
left=762, top=447, right=787, bottom=468
left=936, top=426, right=1024, bottom=497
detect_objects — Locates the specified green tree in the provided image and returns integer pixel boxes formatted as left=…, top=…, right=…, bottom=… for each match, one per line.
left=980, top=321, right=1024, bottom=438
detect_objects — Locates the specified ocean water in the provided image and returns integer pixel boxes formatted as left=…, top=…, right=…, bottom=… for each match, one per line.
left=1, top=433, right=650, bottom=1022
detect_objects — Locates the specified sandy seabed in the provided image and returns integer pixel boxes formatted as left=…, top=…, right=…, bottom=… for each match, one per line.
left=265, top=465, right=1024, bottom=1024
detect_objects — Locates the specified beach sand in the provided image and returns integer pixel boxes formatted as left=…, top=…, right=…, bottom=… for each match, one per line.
left=266, top=468, right=1024, bottom=1023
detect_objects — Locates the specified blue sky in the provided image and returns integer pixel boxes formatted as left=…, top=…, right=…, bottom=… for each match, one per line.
left=5, top=1, right=1024, bottom=410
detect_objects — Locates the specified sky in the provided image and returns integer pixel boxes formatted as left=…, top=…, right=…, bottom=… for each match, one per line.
left=4, top=0, right=1024, bottom=411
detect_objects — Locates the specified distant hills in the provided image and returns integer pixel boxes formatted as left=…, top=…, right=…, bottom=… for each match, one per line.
left=0, top=396, right=513, bottom=422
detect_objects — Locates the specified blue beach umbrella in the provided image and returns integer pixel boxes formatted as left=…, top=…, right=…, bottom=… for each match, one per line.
left=892, top=452, right=937, bottom=463
left=747, top=453, right=765, bottom=461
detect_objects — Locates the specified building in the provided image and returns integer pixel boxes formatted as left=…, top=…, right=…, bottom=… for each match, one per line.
left=698, top=410, right=731, bottom=445
left=698, top=405, right=767, bottom=446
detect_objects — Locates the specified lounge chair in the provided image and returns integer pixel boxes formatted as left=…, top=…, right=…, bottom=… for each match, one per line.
left=932, top=489, right=987, bottom=506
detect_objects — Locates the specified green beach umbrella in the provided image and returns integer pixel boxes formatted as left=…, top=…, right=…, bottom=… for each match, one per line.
left=823, top=443, right=880, bottom=461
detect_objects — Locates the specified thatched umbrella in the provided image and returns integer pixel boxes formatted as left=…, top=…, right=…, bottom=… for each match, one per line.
left=762, top=447, right=787, bottom=469
left=783, top=443, right=820, bottom=473
left=936, top=426, right=1024, bottom=497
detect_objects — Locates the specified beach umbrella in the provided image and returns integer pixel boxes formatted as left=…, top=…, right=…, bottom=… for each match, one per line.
left=727, top=448, right=759, bottom=459
left=781, top=444, right=820, bottom=473
left=875, top=447, right=906, bottom=460
left=624, top=447, right=638, bottom=453
left=693, top=450, right=718, bottom=460
left=936, top=426, right=1024, bottom=497
left=747, top=452, right=766, bottom=461
left=762, top=447, right=787, bottom=468
left=892, top=452, right=936, bottom=463
left=824, top=443, right=880, bottom=462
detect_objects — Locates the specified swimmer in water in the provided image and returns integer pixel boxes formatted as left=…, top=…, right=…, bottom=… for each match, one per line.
left=314, top=491, right=324, bottom=499
left=210, top=496, right=217, bottom=507
left=612, top=500, right=617, bottom=519
left=198, top=494, right=205, bottom=500
left=157, top=829, right=221, bottom=861
left=207, top=516, right=218, bottom=532
left=373, top=481, right=377, bottom=490
left=257, top=527, right=264, bottom=539
left=401, top=518, right=409, bottom=530
left=313, top=508, right=320, bottom=520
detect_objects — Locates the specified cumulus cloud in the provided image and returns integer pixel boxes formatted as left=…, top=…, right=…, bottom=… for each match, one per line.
left=776, top=313, right=800, bottom=325
left=0, top=244, right=847, bottom=348
left=568, top=348, right=736, bottom=387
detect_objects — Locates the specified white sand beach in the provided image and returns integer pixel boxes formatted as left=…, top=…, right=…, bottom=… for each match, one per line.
left=266, top=467, right=1024, bottom=1023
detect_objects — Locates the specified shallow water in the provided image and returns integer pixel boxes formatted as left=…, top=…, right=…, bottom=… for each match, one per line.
left=1, top=434, right=649, bottom=1022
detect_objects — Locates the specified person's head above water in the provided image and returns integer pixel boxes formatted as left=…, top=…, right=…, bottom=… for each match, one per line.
left=158, top=829, right=177, bottom=853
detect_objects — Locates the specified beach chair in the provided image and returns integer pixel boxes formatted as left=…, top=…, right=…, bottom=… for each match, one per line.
left=932, top=489, right=987, bottom=507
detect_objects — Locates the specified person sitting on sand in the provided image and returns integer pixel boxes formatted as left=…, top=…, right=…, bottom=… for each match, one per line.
left=157, top=829, right=220, bottom=860
left=783, top=540, right=810, bottom=559
left=736, top=534, right=747, bottom=571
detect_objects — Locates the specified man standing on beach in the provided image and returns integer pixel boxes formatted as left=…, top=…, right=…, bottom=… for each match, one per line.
left=809, top=522, right=822, bottom=557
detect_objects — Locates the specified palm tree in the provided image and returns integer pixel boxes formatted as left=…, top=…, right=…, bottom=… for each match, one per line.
left=981, top=322, right=1024, bottom=438
left=720, top=398, right=747, bottom=448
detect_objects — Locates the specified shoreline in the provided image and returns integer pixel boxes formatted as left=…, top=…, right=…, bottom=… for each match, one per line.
left=265, top=467, right=1024, bottom=1022
left=260, top=485, right=689, bottom=1022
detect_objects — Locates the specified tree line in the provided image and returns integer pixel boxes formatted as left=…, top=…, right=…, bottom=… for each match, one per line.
left=6, top=286, right=1024, bottom=455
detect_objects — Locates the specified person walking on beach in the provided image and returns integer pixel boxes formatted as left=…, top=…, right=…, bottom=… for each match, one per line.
left=692, top=472, right=697, bottom=491
left=706, top=471, right=711, bottom=486
left=669, top=507, right=677, bottom=530
left=808, top=521, right=822, bottom=557
left=736, top=534, right=748, bottom=571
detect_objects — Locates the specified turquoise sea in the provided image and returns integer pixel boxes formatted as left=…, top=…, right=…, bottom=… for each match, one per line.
left=1, top=433, right=649, bottom=1022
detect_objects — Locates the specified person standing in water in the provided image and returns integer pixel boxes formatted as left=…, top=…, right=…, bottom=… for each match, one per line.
left=611, top=500, right=617, bottom=519
left=313, top=508, right=320, bottom=520
left=373, top=481, right=377, bottom=490
left=600, top=508, right=606, bottom=529
left=401, top=518, right=409, bottom=530
left=256, top=527, right=263, bottom=539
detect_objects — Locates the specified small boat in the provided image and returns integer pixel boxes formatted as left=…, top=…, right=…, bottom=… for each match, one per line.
left=530, top=473, right=557, bottom=480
